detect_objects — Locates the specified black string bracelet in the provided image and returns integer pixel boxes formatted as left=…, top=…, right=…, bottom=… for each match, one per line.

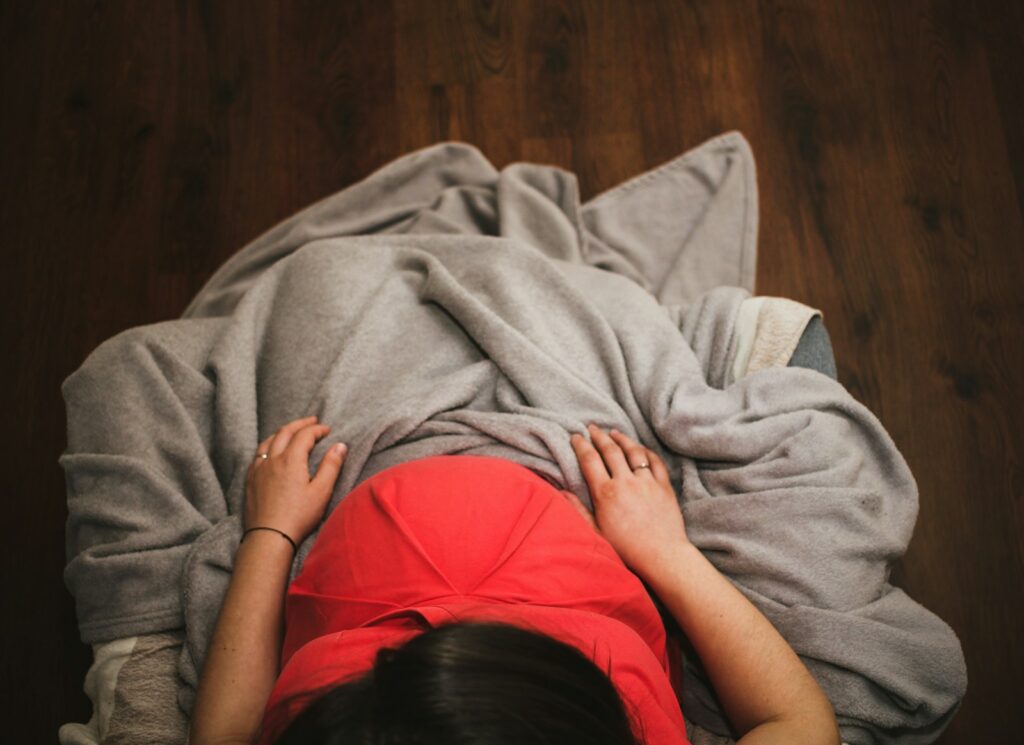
left=241, top=526, right=298, bottom=556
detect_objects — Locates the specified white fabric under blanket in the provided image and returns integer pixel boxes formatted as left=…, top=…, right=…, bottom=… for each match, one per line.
left=59, top=132, right=966, bottom=745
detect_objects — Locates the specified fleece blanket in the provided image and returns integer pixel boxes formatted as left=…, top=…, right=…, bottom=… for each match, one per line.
left=60, top=132, right=966, bottom=744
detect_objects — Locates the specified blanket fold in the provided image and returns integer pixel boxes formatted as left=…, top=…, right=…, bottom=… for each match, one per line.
left=60, top=132, right=966, bottom=745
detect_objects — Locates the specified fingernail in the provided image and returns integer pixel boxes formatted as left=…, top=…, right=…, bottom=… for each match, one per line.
left=332, top=443, right=346, bottom=456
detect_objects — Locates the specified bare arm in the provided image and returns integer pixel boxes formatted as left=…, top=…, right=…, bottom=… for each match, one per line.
left=189, top=415, right=347, bottom=745
left=189, top=531, right=293, bottom=745
left=566, top=424, right=840, bottom=745
left=641, top=542, right=841, bottom=744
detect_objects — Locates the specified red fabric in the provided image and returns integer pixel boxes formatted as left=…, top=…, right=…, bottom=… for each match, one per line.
left=259, top=454, right=691, bottom=745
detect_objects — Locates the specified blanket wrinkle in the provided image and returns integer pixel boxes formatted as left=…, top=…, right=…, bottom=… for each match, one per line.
left=60, top=132, right=966, bottom=745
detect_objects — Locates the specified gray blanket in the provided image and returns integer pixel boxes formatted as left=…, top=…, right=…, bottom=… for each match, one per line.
left=60, top=132, right=966, bottom=744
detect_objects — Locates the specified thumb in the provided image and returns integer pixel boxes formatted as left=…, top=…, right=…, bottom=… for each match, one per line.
left=311, top=442, right=347, bottom=494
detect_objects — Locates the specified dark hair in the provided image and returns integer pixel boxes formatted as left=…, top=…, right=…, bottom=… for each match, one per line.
left=272, top=620, right=644, bottom=745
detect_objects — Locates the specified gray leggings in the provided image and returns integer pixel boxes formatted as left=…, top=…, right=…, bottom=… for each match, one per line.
left=787, top=316, right=838, bottom=379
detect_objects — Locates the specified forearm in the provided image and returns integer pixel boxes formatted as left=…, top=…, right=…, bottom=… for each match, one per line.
left=189, top=530, right=294, bottom=745
left=642, top=543, right=840, bottom=744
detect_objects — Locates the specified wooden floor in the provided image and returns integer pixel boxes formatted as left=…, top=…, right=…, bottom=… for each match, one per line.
left=2, top=1, right=1021, bottom=742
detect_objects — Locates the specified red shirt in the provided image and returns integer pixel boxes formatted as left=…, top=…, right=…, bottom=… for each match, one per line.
left=259, top=454, right=691, bottom=745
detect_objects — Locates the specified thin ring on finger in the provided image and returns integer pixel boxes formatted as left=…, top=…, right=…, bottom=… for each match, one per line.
left=252, top=431, right=275, bottom=466
left=255, top=434, right=274, bottom=460
left=608, top=429, right=652, bottom=475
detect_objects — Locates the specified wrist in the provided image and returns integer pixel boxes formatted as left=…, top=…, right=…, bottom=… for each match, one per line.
left=639, top=540, right=701, bottom=587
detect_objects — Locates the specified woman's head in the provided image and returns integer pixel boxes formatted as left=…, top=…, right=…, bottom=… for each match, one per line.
left=271, top=620, right=644, bottom=745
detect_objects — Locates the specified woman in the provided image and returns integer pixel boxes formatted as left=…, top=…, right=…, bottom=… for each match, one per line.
left=188, top=416, right=841, bottom=745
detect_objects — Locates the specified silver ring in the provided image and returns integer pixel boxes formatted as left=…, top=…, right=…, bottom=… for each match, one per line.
left=632, top=462, right=651, bottom=471
left=256, top=453, right=269, bottom=461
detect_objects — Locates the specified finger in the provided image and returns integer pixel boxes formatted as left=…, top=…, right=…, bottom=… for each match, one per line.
left=251, top=439, right=272, bottom=465
left=646, top=446, right=672, bottom=488
left=249, top=434, right=276, bottom=486
left=252, top=435, right=274, bottom=466
left=269, top=415, right=320, bottom=456
left=608, top=429, right=654, bottom=474
left=570, top=432, right=611, bottom=495
left=586, top=424, right=632, bottom=478
left=284, top=424, right=332, bottom=462
left=311, top=442, right=347, bottom=494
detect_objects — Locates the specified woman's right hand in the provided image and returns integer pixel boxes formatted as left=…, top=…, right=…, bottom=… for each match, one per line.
left=565, top=423, right=690, bottom=579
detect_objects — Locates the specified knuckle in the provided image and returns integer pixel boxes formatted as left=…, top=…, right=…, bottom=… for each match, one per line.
left=603, top=443, right=621, bottom=457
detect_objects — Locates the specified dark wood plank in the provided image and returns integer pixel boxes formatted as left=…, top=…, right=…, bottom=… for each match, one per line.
left=2, top=1, right=1021, bottom=742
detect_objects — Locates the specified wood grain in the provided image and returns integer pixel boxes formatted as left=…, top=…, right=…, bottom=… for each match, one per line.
left=2, top=1, right=1021, bottom=742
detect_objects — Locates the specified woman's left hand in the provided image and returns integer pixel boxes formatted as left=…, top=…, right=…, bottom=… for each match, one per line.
left=244, top=415, right=348, bottom=546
